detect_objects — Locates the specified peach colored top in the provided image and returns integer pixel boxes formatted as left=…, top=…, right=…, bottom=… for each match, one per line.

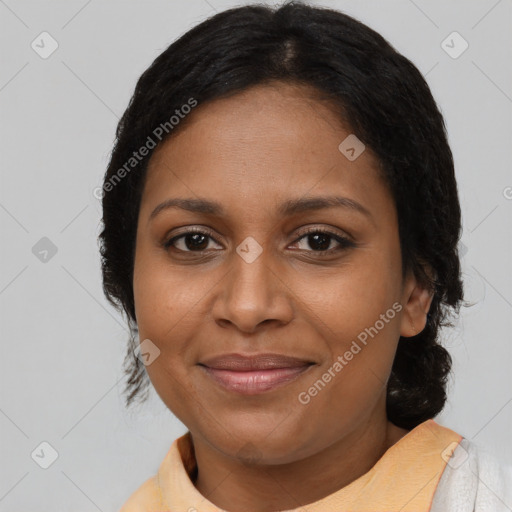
left=120, top=419, right=462, bottom=511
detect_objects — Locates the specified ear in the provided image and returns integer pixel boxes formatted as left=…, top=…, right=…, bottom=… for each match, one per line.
left=400, top=269, right=434, bottom=338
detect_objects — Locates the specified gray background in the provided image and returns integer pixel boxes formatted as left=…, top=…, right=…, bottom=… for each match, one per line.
left=1, top=0, right=511, bottom=510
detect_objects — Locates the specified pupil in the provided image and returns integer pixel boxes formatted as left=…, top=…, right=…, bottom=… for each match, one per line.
left=186, top=233, right=208, bottom=250
left=309, top=233, right=330, bottom=251
left=183, top=233, right=333, bottom=251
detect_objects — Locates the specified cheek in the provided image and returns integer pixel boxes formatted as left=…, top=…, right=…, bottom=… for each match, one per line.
left=132, top=244, right=216, bottom=404
left=297, top=251, right=401, bottom=334
left=297, top=309, right=401, bottom=421
left=133, top=252, right=205, bottom=417
left=293, top=243, right=402, bottom=383
left=133, top=247, right=200, bottom=338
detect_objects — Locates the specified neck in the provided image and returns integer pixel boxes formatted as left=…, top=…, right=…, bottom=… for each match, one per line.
left=190, top=410, right=409, bottom=512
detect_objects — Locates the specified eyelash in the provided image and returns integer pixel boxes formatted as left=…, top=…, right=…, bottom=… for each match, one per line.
left=163, top=226, right=355, bottom=256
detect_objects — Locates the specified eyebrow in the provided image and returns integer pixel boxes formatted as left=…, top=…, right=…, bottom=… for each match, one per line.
left=148, top=195, right=372, bottom=223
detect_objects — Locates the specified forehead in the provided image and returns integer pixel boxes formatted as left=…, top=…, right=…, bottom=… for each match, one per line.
left=141, top=82, right=391, bottom=221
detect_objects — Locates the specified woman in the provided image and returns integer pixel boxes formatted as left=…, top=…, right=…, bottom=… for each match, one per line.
left=98, top=2, right=512, bottom=510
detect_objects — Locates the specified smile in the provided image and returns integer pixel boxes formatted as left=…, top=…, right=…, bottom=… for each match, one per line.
left=198, top=364, right=315, bottom=395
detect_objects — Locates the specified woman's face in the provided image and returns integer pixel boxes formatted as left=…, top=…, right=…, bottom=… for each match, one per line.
left=133, top=82, right=429, bottom=464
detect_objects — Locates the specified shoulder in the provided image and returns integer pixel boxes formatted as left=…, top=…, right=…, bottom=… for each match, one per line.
left=118, top=475, right=164, bottom=512
left=431, top=438, right=512, bottom=512
left=118, top=434, right=189, bottom=512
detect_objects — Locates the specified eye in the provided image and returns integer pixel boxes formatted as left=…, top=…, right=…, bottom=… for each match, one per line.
left=163, top=229, right=222, bottom=252
left=289, top=228, right=355, bottom=254
left=163, top=227, right=355, bottom=256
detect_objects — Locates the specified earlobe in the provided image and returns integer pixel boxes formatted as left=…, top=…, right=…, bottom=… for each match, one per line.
left=400, top=274, right=434, bottom=338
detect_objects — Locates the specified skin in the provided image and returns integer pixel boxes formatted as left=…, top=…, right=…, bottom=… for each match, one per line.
left=132, top=82, right=433, bottom=512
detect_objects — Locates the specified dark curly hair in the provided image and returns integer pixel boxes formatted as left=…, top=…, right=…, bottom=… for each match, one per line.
left=98, top=1, right=463, bottom=430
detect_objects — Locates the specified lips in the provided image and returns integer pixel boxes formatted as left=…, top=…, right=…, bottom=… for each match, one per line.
left=198, top=353, right=315, bottom=394
left=199, top=353, right=314, bottom=371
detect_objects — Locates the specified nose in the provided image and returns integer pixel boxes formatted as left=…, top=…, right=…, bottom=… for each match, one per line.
left=211, top=247, right=294, bottom=334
